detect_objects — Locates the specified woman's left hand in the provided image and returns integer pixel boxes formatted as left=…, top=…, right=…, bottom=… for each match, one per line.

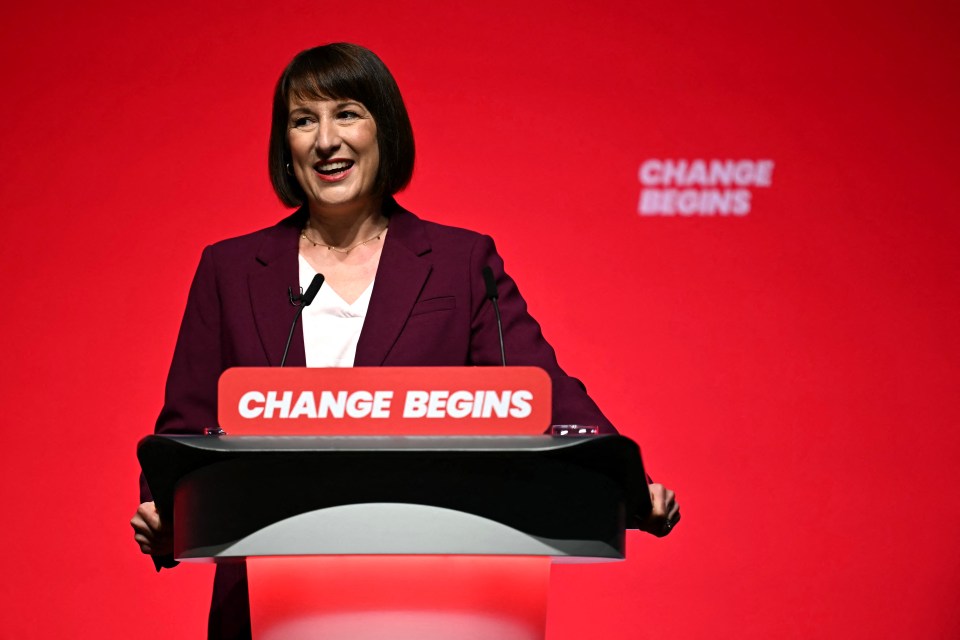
left=639, top=483, right=680, bottom=537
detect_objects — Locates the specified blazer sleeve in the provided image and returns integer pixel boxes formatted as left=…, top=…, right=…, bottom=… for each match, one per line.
left=140, top=246, right=223, bottom=570
left=467, top=234, right=618, bottom=434
left=140, top=245, right=223, bottom=502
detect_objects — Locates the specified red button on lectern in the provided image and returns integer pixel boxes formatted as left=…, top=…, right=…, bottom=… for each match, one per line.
left=138, top=367, right=650, bottom=640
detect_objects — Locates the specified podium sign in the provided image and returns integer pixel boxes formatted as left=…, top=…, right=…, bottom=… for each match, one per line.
left=218, top=366, right=552, bottom=435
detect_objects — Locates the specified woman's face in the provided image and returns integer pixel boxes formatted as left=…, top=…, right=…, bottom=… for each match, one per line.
left=287, top=96, right=380, bottom=214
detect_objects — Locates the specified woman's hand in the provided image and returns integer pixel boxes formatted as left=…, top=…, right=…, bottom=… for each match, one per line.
left=639, top=483, right=681, bottom=537
left=130, top=501, right=173, bottom=556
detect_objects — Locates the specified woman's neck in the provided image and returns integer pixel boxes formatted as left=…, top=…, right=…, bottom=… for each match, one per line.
left=305, top=197, right=386, bottom=248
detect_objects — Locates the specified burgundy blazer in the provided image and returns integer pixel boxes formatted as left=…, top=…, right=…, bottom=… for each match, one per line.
left=142, top=200, right=617, bottom=638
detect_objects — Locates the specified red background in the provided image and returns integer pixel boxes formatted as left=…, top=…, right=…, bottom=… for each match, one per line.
left=1, top=1, right=958, bottom=637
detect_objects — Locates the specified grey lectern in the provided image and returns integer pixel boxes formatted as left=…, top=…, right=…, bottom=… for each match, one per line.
left=138, top=434, right=651, bottom=640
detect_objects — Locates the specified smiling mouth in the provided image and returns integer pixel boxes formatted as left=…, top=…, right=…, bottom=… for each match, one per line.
left=315, top=160, right=354, bottom=176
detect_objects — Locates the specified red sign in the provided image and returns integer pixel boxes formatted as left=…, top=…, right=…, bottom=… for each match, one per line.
left=217, top=367, right=552, bottom=435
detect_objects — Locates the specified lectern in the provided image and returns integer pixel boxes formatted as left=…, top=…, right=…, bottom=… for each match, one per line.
left=140, top=366, right=651, bottom=639
left=138, top=433, right=650, bottom=640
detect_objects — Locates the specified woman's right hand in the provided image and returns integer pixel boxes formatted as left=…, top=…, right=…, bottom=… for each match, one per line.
left=130, top=501, right=173, bottom=556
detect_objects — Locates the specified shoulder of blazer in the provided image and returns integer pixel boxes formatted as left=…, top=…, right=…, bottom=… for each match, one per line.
left=200, top=208, right=307, bottom=267
left=385, top=198, right=492, bottom=259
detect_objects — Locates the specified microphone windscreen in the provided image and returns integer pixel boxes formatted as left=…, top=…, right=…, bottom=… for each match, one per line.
left=302, top=273, right=325, bottom=306
left=482, top=266, right=498, bottom=300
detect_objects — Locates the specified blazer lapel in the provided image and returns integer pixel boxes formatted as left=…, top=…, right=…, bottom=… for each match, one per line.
left=249, top=210, right=307, bottom=366
left=355, top=204, right=432, bottom=366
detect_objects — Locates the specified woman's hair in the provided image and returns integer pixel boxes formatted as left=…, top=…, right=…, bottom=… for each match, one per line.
left=268, top=43, right=415, bottom=207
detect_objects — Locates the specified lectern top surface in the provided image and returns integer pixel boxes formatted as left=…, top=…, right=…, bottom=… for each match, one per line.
left=149, top=434, right=616, bottom=453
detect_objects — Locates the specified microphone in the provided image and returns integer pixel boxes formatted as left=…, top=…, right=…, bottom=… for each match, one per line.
left=288, top=274, right=325, bottom=306
left=482, top=266, right=506, bottom=366
left=281, top=273, right=324, bottom=367
left=301, top=273, right=324, bottom=306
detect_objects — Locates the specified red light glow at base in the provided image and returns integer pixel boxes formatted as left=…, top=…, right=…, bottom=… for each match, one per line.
left=246, top=555, right=552, bottom=640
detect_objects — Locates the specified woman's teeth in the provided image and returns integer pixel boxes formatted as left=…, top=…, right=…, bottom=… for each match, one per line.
left=316, top=161, right=353, bottom=175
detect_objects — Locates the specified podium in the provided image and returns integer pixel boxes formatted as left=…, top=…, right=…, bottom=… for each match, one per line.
left=138, top=433, right=650, bottom=639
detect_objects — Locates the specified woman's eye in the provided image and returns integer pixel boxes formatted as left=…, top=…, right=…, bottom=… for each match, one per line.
left=337, top=110, right=360, bottom=120
left=292, top=116, right=315, bottom=128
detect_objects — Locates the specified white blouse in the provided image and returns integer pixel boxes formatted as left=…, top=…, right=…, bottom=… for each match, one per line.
left=298, top=254, right=373, bottom=368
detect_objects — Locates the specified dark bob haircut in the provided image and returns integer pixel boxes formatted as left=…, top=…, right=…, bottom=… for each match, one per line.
left=268, top=43, right=415, bottom=207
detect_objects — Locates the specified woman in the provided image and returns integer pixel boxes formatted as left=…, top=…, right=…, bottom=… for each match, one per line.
left=131, top=43, right=679, bottom=639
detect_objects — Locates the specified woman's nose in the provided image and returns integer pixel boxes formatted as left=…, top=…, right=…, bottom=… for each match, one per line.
left=314, top=119, right=341, bottom=155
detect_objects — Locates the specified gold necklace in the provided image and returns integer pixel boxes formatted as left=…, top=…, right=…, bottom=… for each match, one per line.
left=301, top=223, right=388, bottom=254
